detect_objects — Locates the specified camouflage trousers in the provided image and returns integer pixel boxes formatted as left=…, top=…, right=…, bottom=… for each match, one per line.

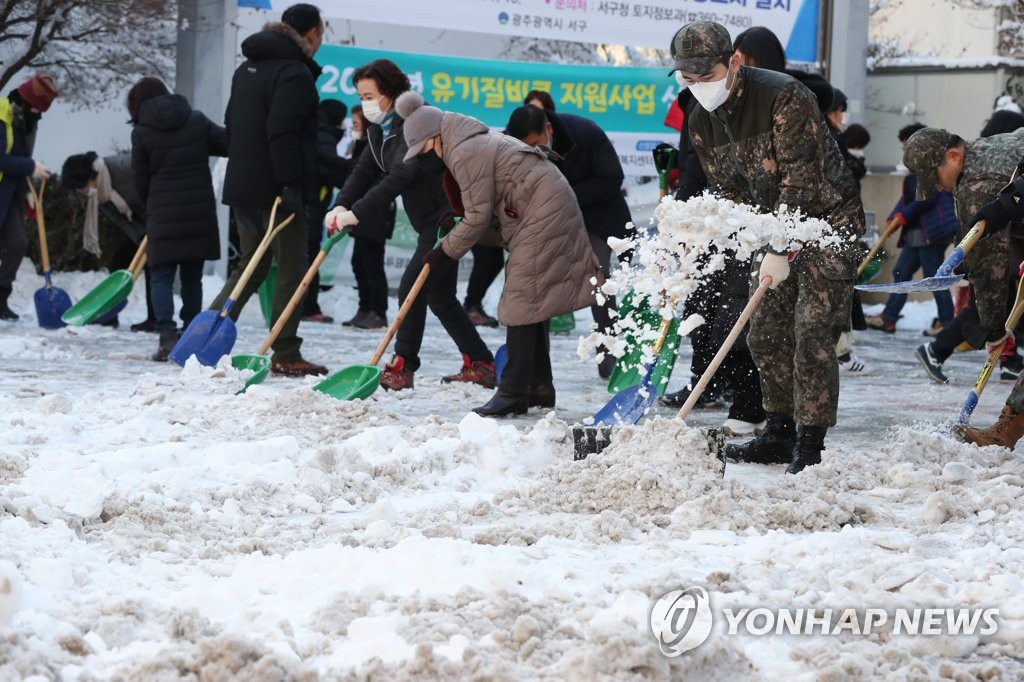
left=747, top=250, right=855, bottom=427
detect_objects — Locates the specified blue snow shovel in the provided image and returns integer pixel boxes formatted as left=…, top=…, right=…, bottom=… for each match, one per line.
left=26, top=179, right=71, bottom=328
left=857, top=219, right=988, bottom=294
left=493, top=344, right=508, bottom=381
left=956, top=275, right=1024, bottom=426
left=170, top=198, right=294, bottom=367
left=589, top=301, right=678, bottom=427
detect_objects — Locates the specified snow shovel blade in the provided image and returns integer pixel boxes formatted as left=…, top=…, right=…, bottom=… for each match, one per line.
left=313, top=364, right=382, bottom=400
left=61, top=270, right=134, bottom=326
left=607, top=317, right=681, bottom=396
left=168, top=310, right=235, bottom=367
left=855, top=256, right=883, bottom=285
left=593, top=359, right=660, bottom=427
left=34, top=283, right=71, bottom=329
left=231, top=353, right=271, bottom=392
left=856, top=274, right=962, bottom=293
left=493, top=344, right=508, bottom=382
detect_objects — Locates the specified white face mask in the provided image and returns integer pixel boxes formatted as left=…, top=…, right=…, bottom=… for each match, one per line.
left=687, top=75, right=732, bottom=112
left=840, top=112, right=851, bottom=128
left=362, top=98, right=387, bottom=124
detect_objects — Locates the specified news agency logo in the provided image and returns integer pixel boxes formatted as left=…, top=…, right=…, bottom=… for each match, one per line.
left=651, top=587, right=1000, bottom=655
left=649, top=587, right=714, bottom=656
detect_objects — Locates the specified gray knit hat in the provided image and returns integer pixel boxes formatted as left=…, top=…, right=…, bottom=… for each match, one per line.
left=397, top=91, right=444, bottom=163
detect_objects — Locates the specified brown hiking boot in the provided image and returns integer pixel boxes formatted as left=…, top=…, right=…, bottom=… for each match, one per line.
left=381, top=354, right=414, bottom=391
left=271, top=358, right=328, bottom=377
left=442, top=354, right=496, bottom=388
left=956, top=405, right=1024, bottom=448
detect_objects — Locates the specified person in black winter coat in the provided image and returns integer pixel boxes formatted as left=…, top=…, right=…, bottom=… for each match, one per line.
left=302, top=98, right=352, bottom=323
left=128, top=77, right=227, bottom=360
left=504, top=106, right=632, bottom=378
left=326, top=58, right=494, bottom=391
left=211, top=3, right=327, bottom=377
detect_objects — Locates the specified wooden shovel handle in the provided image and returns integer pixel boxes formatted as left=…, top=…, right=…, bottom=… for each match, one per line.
left=258, top=243, right=328, bottom=355
left=227, top=197, right=294, bottom=303
left=128, top=236, right=148, bottom=276
left=857, top=217, right=901, bottom=276
left=677, top=277, right=771, bottom=421
left=369, top=262, right=432, bottom=366
left=26, top=178, right=51, bottom=275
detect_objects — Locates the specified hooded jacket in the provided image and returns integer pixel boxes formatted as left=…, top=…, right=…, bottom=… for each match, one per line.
left=131, top=93, right=227, bottom=266
left=222, top=22, right=321, bottom=209
left=437, top=113, right=599, bottom=325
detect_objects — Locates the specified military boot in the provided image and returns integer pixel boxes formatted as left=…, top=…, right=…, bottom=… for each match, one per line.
left=786, top=425, right=828, bottom=474
left=724, top=411, right=795, bottom=464
left=957, top=406, right=1024, bottom=448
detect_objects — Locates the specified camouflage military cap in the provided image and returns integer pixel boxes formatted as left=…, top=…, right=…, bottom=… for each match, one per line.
left=669, top=21, right=733, bottom=76
left=903, top=127, right=952, bottom=201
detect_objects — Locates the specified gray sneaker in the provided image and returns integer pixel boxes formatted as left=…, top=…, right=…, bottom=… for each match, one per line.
left=353, top=311, right=387, bottom=330
left=915, top=343, right=948, bottom=384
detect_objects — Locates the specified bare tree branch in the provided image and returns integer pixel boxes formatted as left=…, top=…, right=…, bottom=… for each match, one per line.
left=0, top=0, right=177, bottom=107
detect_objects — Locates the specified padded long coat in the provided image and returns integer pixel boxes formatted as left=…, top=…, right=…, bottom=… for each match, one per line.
left=437, top=113, right=599, bottom=326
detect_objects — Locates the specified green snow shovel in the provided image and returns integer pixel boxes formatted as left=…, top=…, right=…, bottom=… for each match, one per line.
left=605, top=290, right=680, bottom=396
left=653, top=143, right=678, bottom=199
left=313, top=261, right=432, bottom=400
left=856, top=216, right=900, bottom=285
left=62, top=236, right=148, bottom=326
left=232, top=230, right=349, bottom=391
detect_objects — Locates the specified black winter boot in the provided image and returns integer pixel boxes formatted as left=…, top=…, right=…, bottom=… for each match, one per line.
left=473, top=388, right=528, bottom=417
left=0, top=300, right=19, bottom=321
left=152, top=330, right=179, bottom=362
left=786, top=425, right=827, bottom=474
left=528, top=382, right=556, bottom=408
left=725, top=411, right=795, bottom=464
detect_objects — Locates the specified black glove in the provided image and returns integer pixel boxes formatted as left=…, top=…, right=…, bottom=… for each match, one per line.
left=976, top=174, right=1024, bottom=237
left=975, top=198, right=1012, bottom=236
left=423, top=245, right=455, bottom=272
left=280, top=185, right=303, bottom=216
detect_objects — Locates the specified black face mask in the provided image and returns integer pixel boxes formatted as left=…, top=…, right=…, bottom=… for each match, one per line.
left=416, top=150, right=445, bottom=176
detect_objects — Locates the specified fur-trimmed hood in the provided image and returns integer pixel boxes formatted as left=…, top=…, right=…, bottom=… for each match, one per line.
left=241, top=22, right=320, bottom=72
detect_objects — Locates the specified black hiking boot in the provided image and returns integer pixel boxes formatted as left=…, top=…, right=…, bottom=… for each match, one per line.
left=528, top=382, right=556, bottom=409
left=152, top=329, right=179, bottom=362
left=786, top=425, right=828, bottom=474
left=0, top=301, right=19, bottom=321
left=724, top=411, right=795, bottom=464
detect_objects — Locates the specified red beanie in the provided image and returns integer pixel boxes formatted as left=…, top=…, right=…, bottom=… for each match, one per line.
left=17, top=73, right=59, bottom=112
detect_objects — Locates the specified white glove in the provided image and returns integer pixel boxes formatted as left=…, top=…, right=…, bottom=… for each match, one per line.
left=759, top=253, right=790, bottom=289
left=32, top=162, right=51, bottom=179
left=326, top=207, right=358, bottom=234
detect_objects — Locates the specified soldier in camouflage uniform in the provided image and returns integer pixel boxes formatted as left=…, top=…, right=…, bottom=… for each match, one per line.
left=669, top=21, right=865, bottom=473
left=902, top=127, right=1024, bottom=447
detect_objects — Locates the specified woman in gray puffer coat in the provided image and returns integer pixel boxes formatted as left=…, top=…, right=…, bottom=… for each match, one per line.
left=396, top=92, right=600, bottom=416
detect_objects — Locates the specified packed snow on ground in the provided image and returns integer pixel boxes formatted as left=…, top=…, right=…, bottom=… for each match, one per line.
left=1, top=256, right=1023, bottom=680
